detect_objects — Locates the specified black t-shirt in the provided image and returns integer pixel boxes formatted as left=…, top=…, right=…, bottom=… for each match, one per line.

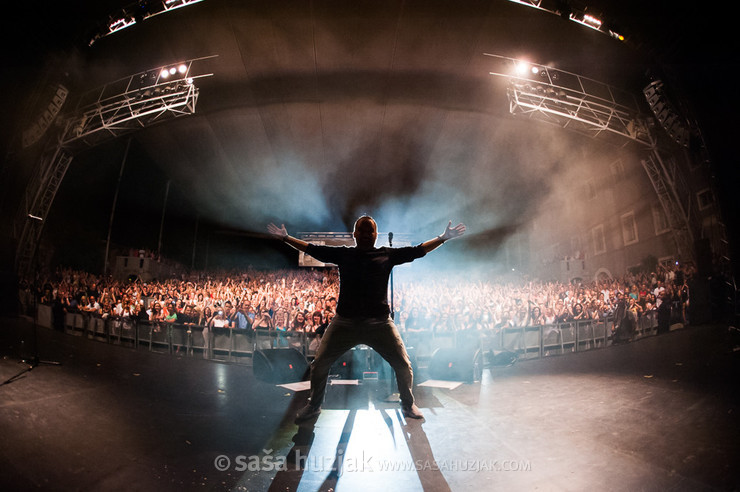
left=305, top=244, right=426, bottom=319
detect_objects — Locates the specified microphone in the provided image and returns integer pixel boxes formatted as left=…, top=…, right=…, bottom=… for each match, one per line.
left=388, top=231, right=393, bottom=246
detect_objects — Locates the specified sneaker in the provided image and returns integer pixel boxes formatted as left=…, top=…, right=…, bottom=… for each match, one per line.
left=402, top=404, right=424, bottom=420
left=294, top=404, right=322, bottom=424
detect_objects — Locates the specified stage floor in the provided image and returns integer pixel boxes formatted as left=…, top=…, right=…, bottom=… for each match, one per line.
left=1, top=318, right=739, bottom=491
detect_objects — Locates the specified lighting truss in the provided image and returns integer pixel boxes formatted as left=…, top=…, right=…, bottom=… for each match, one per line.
left=506, top=0, right=624, bottom=41
left=641, top=153, right=695, bottom=261
left=59, top=57, right=213, bottom=149
left=14, top=57, right=214, bottom=278
left=15, top=148, right=73, bottom=277
left=485, top=54, right=652, bottom=146
left=485, top=53, right=709, bottom=265
left=90, top=0, right=205, bottom=46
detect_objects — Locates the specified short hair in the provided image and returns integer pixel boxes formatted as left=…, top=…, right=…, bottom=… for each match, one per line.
left=353, top=215, right=376, bottom=231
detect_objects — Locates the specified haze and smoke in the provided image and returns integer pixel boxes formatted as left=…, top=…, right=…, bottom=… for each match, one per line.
left=132, top=100, right=599, bottom=275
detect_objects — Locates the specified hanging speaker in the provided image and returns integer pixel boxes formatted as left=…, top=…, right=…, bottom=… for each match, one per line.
left=253, top=348, right=309, bottom=384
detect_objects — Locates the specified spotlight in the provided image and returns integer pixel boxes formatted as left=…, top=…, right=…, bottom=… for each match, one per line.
left=160, top=69, right=170, bottom=78
left=531, top=66, right=540, bottom=75
left=178, top=64, right=187, bottom=74
left=583, top=14, right=602, bottom=29
left=515, top=62, right=529, bottom=76
left=169, top=67, right=177, bottom=75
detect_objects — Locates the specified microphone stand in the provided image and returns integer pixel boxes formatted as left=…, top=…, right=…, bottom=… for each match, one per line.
left=383, top=231, right=400, bottom=403
left=2, top=241, right=61, bottom=386
left=389, top=232, right=394, bottom=320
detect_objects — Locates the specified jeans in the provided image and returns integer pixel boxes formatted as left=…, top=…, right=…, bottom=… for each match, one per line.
left=308, top=314, right=414, bottom=408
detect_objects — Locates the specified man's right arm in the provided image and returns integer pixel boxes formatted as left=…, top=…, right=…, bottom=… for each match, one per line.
left=420, top=221, right=466, bottom=254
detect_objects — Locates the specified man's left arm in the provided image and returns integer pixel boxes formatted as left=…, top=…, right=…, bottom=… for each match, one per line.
left=420, top=221, right=466, bottom=254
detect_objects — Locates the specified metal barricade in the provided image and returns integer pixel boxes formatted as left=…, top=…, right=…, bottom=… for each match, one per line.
left=42, top=305, right=663, bottom=366
left=137, top=320, right=171, bottom=353
left=541, top=323, right=562, bottom=356
left=576, top=319, right=596, bottom=351
left=137, top=320, right=153, bottom=351
left=500, top=325, right=523, bottom=353
left=560, top=322, right=576, bottom=353
left=591, top=319, right=608, bottom=348
left=89, top=316, right=107, bottom=341
left=231, top=328, right=254, bottom=362
left=638, top=311, right=657, bottom=338
left=170, top=322, right=189, bottom=355
left=521, top=325, right=542, bottom=359
left=404, top=330, right=435, bottom=361
left=254, top=328, right=276, bottom=350
left=119, top=317, right=138, bottom=346
left=211, top=326, right=232, bottom=361
left=284, top=331, right=308, bottom=354
left=108, top=316, right=121, bottom=343
left=189, top=325, right=209, bottom=358
left=431, top=331, right=456, bottom=351
left=64, top=312, right=83, bottom=335
left=151, top=322, right=171, bottom=353
left=305, top=332, right=321, bottom=358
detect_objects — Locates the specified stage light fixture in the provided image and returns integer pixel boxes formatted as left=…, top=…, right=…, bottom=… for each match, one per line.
left=178, top=64, right=187, bottom=74
left=507, top=0, right=626, bottom=44
left=91, top=0, right=205, bottom=45
left=583, top=14, right=602, bottom=29
left=108, top=15, right=136, bottom=34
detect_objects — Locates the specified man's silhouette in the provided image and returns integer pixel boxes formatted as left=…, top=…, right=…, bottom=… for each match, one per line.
left=268, top=216, right=465, bottom=422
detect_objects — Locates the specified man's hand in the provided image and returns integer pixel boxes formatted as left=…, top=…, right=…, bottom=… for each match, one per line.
left=267, top=223, right=310, bottom=252
left=420, top=220, right=466, bottom=254
left=441, top=221, right=466, bottom=241
left=267, top=223, right=288, bottom=239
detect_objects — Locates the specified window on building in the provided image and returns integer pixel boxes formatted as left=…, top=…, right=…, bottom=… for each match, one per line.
left=652, top=204, right=670, bottom=235
left=592, top=224, right=606, bottom=255
left=697, top=188, right=714, bottom=211
left=621, top=212, right=639, bottom=246
left=571, top=235, right=582, bottom=257
left=659, top=256, right=676, bottom=268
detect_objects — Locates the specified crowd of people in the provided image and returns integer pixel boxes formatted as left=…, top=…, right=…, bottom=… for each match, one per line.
left=23, top=260, right=693, bottom=341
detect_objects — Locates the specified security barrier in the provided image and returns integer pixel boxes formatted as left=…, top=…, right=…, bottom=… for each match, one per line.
left=38, top=304, right=661, bottom=367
